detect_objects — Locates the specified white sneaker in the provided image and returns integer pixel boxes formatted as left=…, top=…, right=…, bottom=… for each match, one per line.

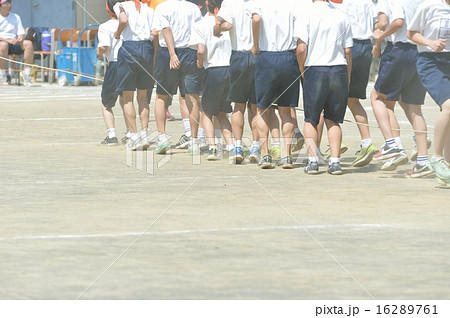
left=21, top=72, right=33, bottom=87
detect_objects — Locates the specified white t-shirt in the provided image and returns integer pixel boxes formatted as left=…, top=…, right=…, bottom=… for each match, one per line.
left=113, top=1, right=154, bottom=41
left=154, top=0, right=202, bottom=48
left=375, top=0, right=393, bottom=42
left=0, top=12, right=25, bottom=39
left=336, top=0, right=376, bottom=40
left=295, top=1, right=353, bottom=67
left=409, top=0, right=450, bottom=52
left=98, top=19, right=123, bottom=62
left=248, top=0, right=298, bottom=52
left=388, top=0, right=425, bottom=44
left=191, top=15, right=231, bottom=69
left=217, top=0, right=253, bottom=52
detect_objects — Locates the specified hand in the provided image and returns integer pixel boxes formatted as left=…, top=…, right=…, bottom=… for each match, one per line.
left=169, top=53, right=180, bottom=70
left=114, top=31, right=120, bottom=40
left=251, top=45, right=259, bottom=57
left=372, top=29, right=383, bottom=42
left=372, top=44, right=381, bottom=59
left=213, top=24, right=222, bottom=38
left=429, top=39, right=447, bottom=52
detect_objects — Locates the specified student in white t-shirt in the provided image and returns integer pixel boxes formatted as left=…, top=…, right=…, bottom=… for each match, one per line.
left=191, top=0, right=233, bottom=161
left=97, top=0, right=128, bottom=146
left=250, top=0, right=300, bottom=169
left=296, top=0, right=353, bottom=175
left=371, top=0, right=433, bottom=178
left=0, top=0, right=34, bottom=85
left=332, top=0, right=379, bottom=168
left=408, top=0, right=450, bottom=185
left=153, top=0, right=202, bottom=155
left=113, top=0, right=156, bottom=151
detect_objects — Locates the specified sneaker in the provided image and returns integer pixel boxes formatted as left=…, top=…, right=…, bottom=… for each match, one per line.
left=405, top=163, right=434, bottom=178
left=206, top=147, right=219, bottom=161
left=325, top=141, right=348, bottom=159
left=437, top=177, right=450, bottom=187
left=6, top=74, right=11, bottom=85
left=155, top=139, right=170, bottom=154
left=327, top=162, right=343, bottom=175
left=187, top=143, right=201, bottom=156
left=381, top=150, right=408, bottom=171
left=141, top=136, right=151, bottom=150
left=429, top=157, right=450, bottom=180
left=270, top=145, right=282, bottom=160
left=101, top=136, right=118, bottom=146
left=258, top=155, right=273, bottom=169
left=126, top=138, right=142, bottom=151
left=277, top=156, right=293, bottom=169
left=0, top=74, right=7, bottom=85
left=292, top=131, right=305, bottom=153
left=198, top=138, right=208, bottom=151
left=352, top=142, right=378, bottom=167
left=231, top=146, right=244, bottom=164
left=373, top=144, right=402, bottom=161
left=304, top=160, right=319, bottom=174
left=165, top=110, right=175, bottom=121
left=248, top=145, right=261, bottom=163
left=21, top=72, right=32, bottom=87
left=410, top=137, right=432, bottom=162
left=175, top=134, right=190, bottom=149
left=121, top=135, right=130, bottom=145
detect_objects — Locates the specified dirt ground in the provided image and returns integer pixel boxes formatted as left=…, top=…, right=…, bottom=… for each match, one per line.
left=0, top=83, right=448, bottom=300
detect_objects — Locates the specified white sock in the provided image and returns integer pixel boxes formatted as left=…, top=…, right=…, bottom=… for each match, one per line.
left=192, top=137, right=198, bottom=146
left=252, top=140, right=261, bottom=148
left=361, top=138, right=372, bottom=148
left=158, top=133, right=167, bottom=142
left=309, top=156, right=319, bottom=163
left=432, top=156, right=444, bottom=161
left=272, top=141, right=281, bottom=148
left=417, top=155, right=428, bottom=166
left=130, top=133, right=138, bottom=142
left=126, top=130, right=132, bottom=138
left=394, top=137, right=403, bottom=149
left=226, top=144, right=234, bottom=151
left=23, top=67, right=31, bottom=76
left=141, top=129, right=148, bottom=139
left=198, top=128, right=205, bottom=139
left=107, top=128, right=116, bottom=139
left=235, top=139, right=242, bottom=148
left=329, top=157, right=340, bottom=164
left=8, top=69, right=13, bottom=76
left=182, top=118, right=191, bottom=137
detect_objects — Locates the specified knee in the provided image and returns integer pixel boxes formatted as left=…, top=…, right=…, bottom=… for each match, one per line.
left=0, top=41, right=8, bottom=53
left=22, top=40, right=34, bottom=51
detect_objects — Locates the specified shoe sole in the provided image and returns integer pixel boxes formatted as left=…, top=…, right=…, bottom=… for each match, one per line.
left=248, top=155, right=259, bottom=164
left=281, top=163, right=293, bottom=169
left=259, top=163, right=273, bottom=169
left=381, top=155, right=408, bottom=171
left=305, top=170, right=319, bottom=175
left=155, top=144, right=170, bottom=154
left=233, top=156, right=244, bottom=164
left=206, top=157, right=219, bottom=161
left=328, top=170, right=343, bottom=175
left=405, top=170, right=434, bottom=178
left=374, top=151, right=401, bottom=161
left=352, top=149, right=378, bottom=167
left=437, top=178, right=450, bottom=187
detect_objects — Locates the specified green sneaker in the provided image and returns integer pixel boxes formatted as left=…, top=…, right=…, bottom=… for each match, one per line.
left=155, top=139, right=170, bottom=154
left=325, top=141, right=348, bottom=159
left=270, top=145, right=281, bottom=160
left=429, top=157, right=450, bottom=180
left=352, top=142, right=378, bottom=167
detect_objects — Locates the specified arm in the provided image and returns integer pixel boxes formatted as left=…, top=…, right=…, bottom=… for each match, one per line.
left=197, top=43, right=205, bottom=69
left=213, top=20, right=233, bottom=37
left=344, top=47, right=352, bottom=87
left=296, top=39, right=307, bottom=77
left=97, top=46, right=108, bottom=56
left=163, top=27, right=180, bottom=70
left=374, top=12, right=388, bottom=31
left=251, top=13, right=261, bottom=57
left=372, top=18, right=403, bottom=43
left=407, top=30, right=447, bottom=52
left=114, top=8, right=127, bottom=39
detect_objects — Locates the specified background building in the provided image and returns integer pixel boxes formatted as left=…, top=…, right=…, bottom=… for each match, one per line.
left=12, top=0, right=108, bottom=29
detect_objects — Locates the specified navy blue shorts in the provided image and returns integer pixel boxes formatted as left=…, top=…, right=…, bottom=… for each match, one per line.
left=116, top=41, right=155, bottom=93
left=379, top=41, right=393, bottom=72
left=255, top=51, right=300, bottom=109
left=8, top=43, right=24, bottom=55
left=416, top=52, right=450, bottom=107
left=202, top=66, right=232, bottom=116
left=375, top=42, right=426, bottom=105
left=156, top=47, right=201, bottom=96
left=349, top=39, right=372, bottom=99
left=101, top=62, right=119, bottom=108
left=228, top=50, right=257, bottom=104
left=303, top=65, right=348, bottom=125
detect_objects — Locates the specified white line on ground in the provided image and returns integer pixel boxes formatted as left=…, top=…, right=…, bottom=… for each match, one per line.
left=0, top=117, right=104, bottom=122
left=0, top=224, right=395, bottom=241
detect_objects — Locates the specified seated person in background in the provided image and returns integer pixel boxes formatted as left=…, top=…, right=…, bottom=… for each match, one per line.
left=0, top=0, right=34, bottom=85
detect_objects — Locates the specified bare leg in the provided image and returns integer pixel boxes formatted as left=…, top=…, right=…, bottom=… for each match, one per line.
left=268, top=108, right=280, bottom=143
left=255, top=107, right=270, bottom=156
left=248, top=103, right=259, bottom=142
left=136, top=89, right=149, bottom=132
left=122, top=91, right=137, bottom=133
left=201, top=112, right=215, bottom=146
left=231, top=102, right=246, bottom=141
left=371, top=88, right=395, bottom=140
left=303, top=122, right=318, bottom=158
left=278, top=107, right=295, bottom=157
left=347, top=97, right=370, bottom=140
left=102, top=105, right=115, bottom=130
left=185, top=94, right=201, bottom=138
left=434, top=99, right=450, bottom=160
left=325, top=119, right=342, bottom=158
left=155, top=94, right=168, bottom=134
left=402, top=103, right=427, bottom=156
left=216, top=112, right=233, bottom=146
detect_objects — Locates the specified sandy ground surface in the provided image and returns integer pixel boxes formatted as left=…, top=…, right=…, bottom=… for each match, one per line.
left=0, top=83, right=448, bottom=300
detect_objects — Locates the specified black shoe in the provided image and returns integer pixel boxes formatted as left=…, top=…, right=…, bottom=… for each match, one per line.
left=327, top=162, right=343, bottom=175
left=6, top=74, right=11, bottom=85
left=101, top=136, right=118, bottom=146
left=258, top=155, right=273, bottom=169
left=175, top=134, right=190, bottom=149
left=304, top=160, right=319, bottom=174
left=206, top=147, right=219, bottom=161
